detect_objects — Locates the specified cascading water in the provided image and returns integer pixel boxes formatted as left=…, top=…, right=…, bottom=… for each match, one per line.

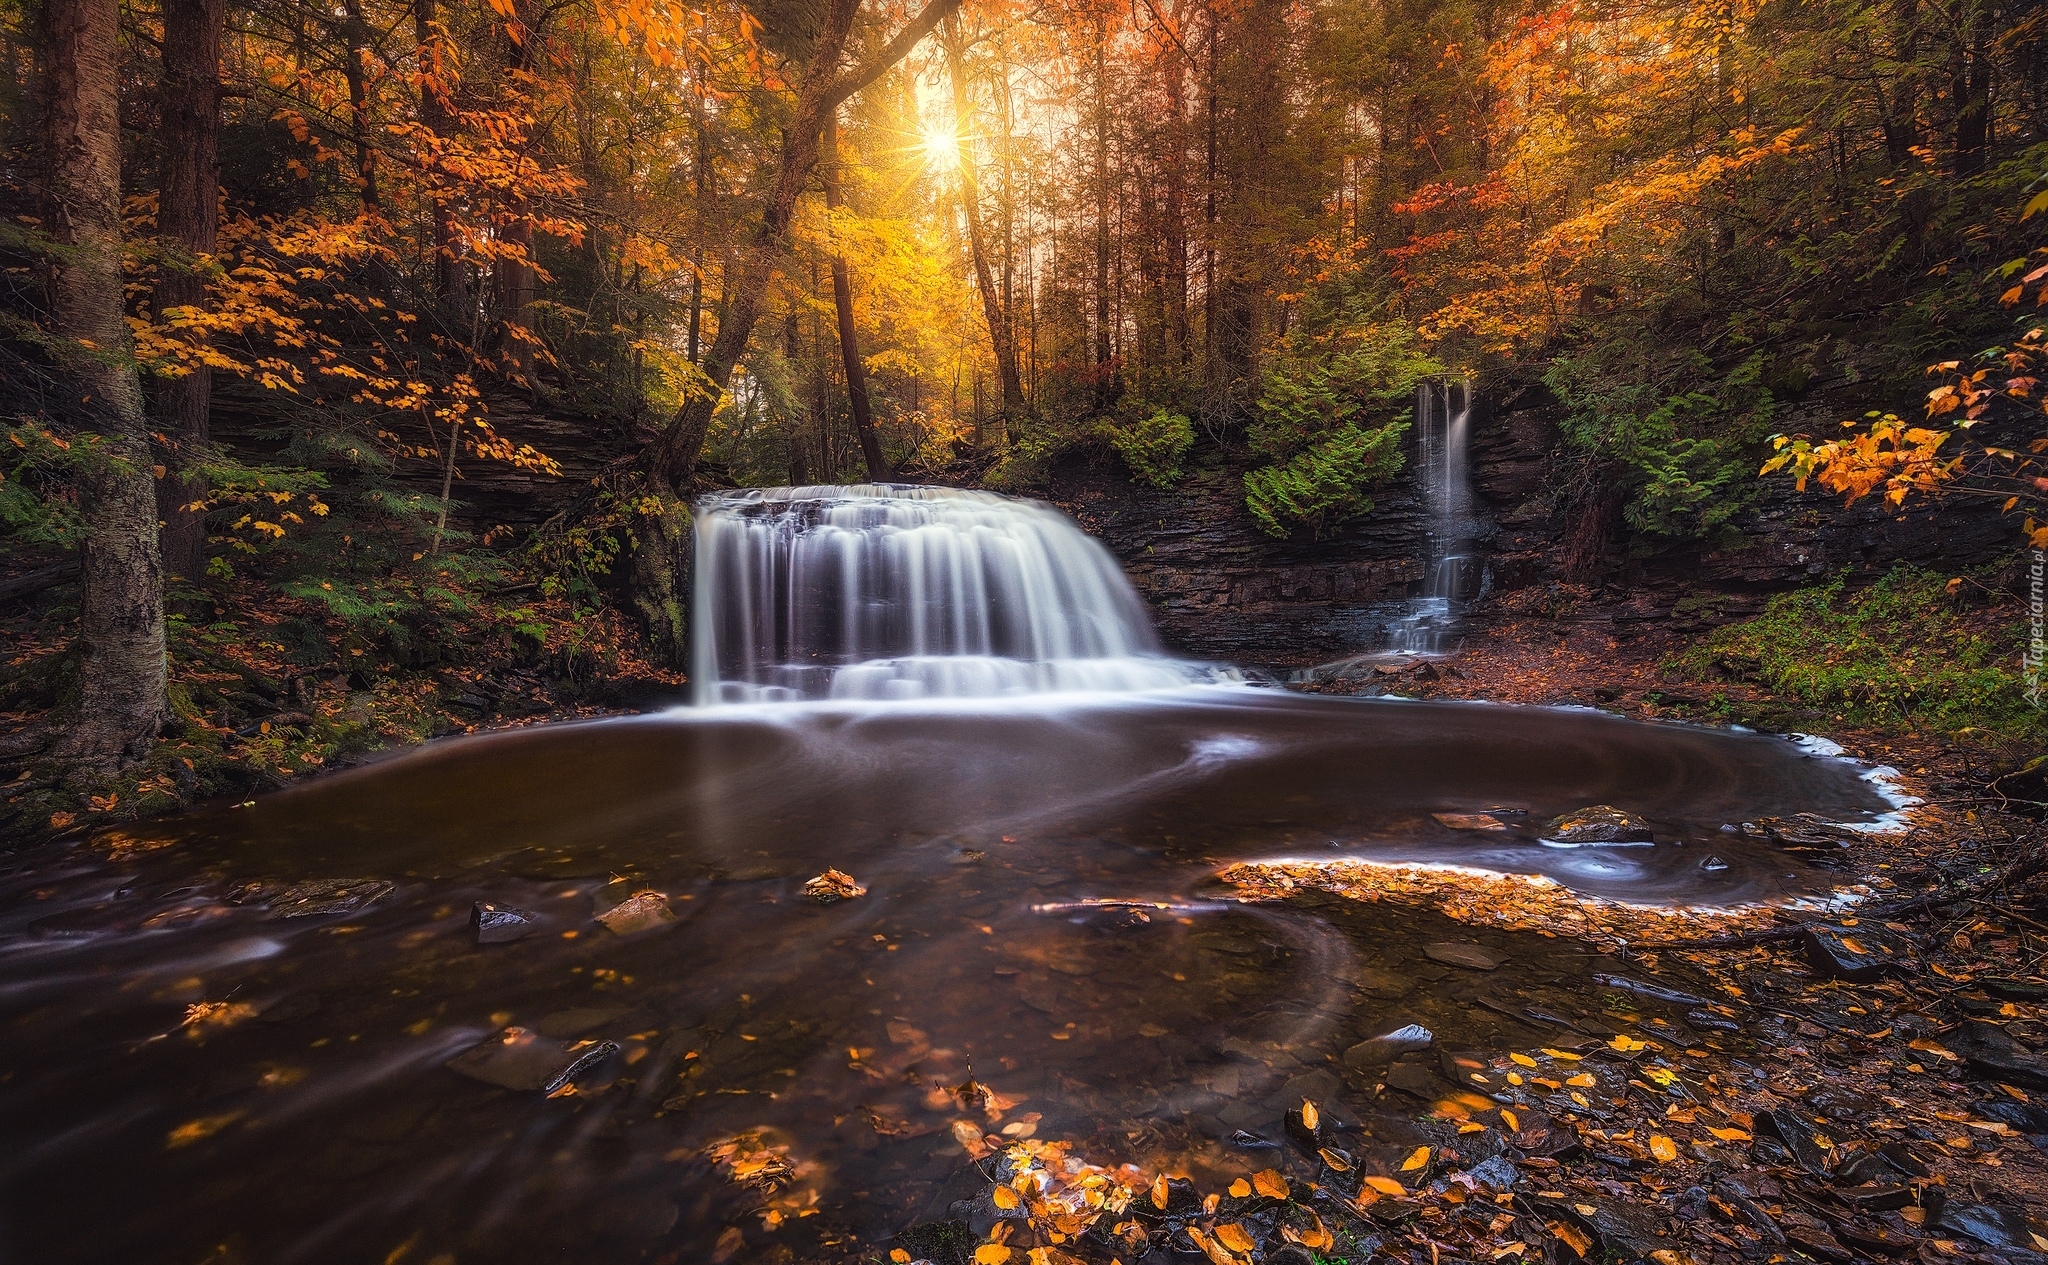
left=690, top=483, right=1227, bottom=702
left=1386, top=378, right=1481, bottom=653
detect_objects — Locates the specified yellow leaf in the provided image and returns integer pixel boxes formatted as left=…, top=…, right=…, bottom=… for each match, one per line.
left=1229, top=1178, right=1252, bottom=1198
left=1318, top=1147, right=1352, bottom=1173
left=1253, top=1169, right=1289, bottom=1199
left=1215, top=1223, right=1256, bottom=1253
left=1511, top=1052, right=1539, bottom=1067
left=1362, top=1175, right=1407, bottom=1197
left=1300, top=1099, right=1319, bottom=1131
left=1501, top=1108, right=1520, bottom=1132
left=1551, top=1219, right=1594, bottom=1257
left=1567, top=1073, right=1596, bottom=1088
left=1610, top=1034, right=1647, bottom=1053
left=1707, top=1127, right=1751, bottom=1142
left=992, top=1184, right=1020, bottom=1210
left=1649, top=1134, right=1679, bottom=1162
left=1401, top=1145, right=1431, bottom=1171
left=974, top=1247, right=1013, bottom=1265
left=1151, top=1174, right=1170, bottom=1210
left=1540, top=1048, right=1583, bottom=1061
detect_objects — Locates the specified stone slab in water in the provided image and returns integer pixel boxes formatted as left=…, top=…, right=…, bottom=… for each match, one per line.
left=1342, top=1023, right=1434, bottom=1070
left=1423, top=942, right=1503, bottom=970
left=595, top=891, right=675, bottom=934
left=236, top=877, right=395, bottom=918
left=1432, top=812, right=1506, bottom=831
left=470, top=900, right=535, bottom=944
left=446, top=1026, right=619, bottom=1093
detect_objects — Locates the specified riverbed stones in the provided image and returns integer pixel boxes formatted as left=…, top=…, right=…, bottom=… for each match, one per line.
left=446, top=1026, right=619, bottom=1092
left=1431, top=812, right=1507, bottom=831
left=470, top=900, right=535, bottom=944
left=1542, top=805, right=1654, bottom=844
left=595, top=891, right=676, bottom=934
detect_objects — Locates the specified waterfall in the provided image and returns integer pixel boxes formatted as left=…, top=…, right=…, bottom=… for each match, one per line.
left=1387, top=379, right=1478, bottom=653
left=690, top=484, right=1225, bottom=703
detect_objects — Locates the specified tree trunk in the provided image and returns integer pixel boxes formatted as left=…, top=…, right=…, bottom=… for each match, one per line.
left=416, top=0, right=467, bottom=321
left=942, top=15, right=1025, bottom=430
left=640, top=0, right=962, bottom=493
left=1092, top=14, right=1113, bottom=409
left=822, top=111, right=888, bottom=481
left=45, top=0, right=169, bottom=773
left=153, top=0, right=225, bottom=583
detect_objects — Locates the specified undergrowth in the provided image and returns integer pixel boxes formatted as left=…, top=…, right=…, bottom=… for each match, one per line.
left=1675, top=567, right=2041, bottom=738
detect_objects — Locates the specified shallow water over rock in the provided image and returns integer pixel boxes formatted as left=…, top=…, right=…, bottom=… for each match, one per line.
left=0, top=690, right=1893, bottom=1262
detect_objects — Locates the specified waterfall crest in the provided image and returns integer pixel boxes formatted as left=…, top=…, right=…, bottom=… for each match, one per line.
left=691, top=484, right=1226, bottom=703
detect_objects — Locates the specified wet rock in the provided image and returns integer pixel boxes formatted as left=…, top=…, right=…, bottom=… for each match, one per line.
left=595, top=891, right=676, bottom=935
left=446, top=1026, right=620, bottom=1093
left=1783, top=1224, right=1854, bottom=1263
left=1506, top=1111, right=1583, bottom=1161
left=1983, top=977, right=2048, bottom=1003
left=1833, top=1221, right=1918, bottom=1256
left=1384, top=1061, right=1441, bottom=1097
left=1432, top=812, right=1507, bottom=831
left=1934, top=1201, right=2048, bottom=1253
left=1755, top=1108, right=1833, bottom=1175
left=1466, top=1154, right=1517, bottom=1191
left=1977, top=1098, right=2048, bottom=1136
left=1423, top=942, right=1503, bottom=970
left=1800, top=923, right=1914, bottom=982
left=803, top=868, right=866, bottom=904
left=1542, top=805, right=1654, bottom=844
left=1685, top=1007, right=1742, bottom=1034
left=470, top=900, right=535, bottom=944
left=1342, top=1023, right=1434, bottom=1070
left=237, top=878, right=395, bottom=918
left=1700, top=855, right=1731, bottom=872
left=1591, top=972, right=1712, bottom=1006
left=1954, top=1021, right=2048, bottom=1091
left=1227, top=1129, right=1280, bottom=1150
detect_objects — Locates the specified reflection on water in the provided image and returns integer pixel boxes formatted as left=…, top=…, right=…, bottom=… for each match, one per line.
left=0, top=690, right=1890, bottom=1263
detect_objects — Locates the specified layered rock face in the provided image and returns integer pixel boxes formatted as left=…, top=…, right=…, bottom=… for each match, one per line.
left=1049, top=390, right=2013, bottom=666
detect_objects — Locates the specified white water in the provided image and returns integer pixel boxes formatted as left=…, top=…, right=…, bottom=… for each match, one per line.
left=1387, top=379, right=1479, bottom=654
left=690, top=484, right=1228, bottom=703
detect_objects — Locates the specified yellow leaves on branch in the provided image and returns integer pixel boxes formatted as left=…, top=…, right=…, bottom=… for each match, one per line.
left=1761, top=413, right=1960, bottom=509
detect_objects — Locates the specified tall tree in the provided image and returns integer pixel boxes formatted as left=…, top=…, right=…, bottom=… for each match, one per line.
left=44, top=0, right=168, bottom=771
left=942, top=14, right=1023, bottom=429
left=641, top=0, right=961, bottom=492
left=821, top=109, right=888, bottom=480
left=154, top=0, right=227, bottom=583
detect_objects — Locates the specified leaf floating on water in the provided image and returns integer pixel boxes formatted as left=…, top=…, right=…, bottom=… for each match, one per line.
left=803, top=869, right=866, bottom=904
left=952, top=1119, right=989, bottom=1157
left=166, top=1112, right=242, bottom=1148
left=1252, top=1168, right=1289, bottom=1199
left=180, top=1000, right=258, bottom=1035
left=1511, top=1052, right=1538, bottom=1067
left=1649, top=1134, right=1679, bottom=1162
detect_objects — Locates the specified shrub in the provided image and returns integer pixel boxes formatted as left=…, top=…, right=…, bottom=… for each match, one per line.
left=1244, top=421, right=1407, bottom=538
left=1100, top=407, right=1194, bottom=489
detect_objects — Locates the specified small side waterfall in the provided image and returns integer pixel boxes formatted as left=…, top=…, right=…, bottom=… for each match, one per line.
left=691, top=484, right=1225, bottom=703
left=1387, top=379, right=1480, bottom=653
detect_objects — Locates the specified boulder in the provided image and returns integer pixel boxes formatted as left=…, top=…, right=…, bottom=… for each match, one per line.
left=470, top=900, right=535, bottom=944
left=446, top=1026, right=619, bottom=1093
left=1542, top=806, right=1654, bottom=845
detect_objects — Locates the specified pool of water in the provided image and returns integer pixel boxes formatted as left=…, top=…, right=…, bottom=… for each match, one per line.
left=0, top=689, right=1894, bottom=1263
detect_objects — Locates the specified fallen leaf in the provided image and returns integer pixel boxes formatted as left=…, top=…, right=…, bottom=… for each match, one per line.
left=1362, top=1175, right=1407, bottom=1196
left=992, top=1184, right=1020, bottom=1209
left=1228, top=1178, right=1252, bottom=1198
left=1649, top=1134, right=1679, bottom=1162
left=1707, top=1127, right=1752, bottom=1142
left=1253, top=1169, right=1289, bottom=1199
left=1300, top=1099, right=1319, bottom=1132
left=1401, top=1145, right=1431, bottom=1171
left=1214, top=1223, right=1256, bottom=1253
left=1551, top=1219, right=1594, bottom=1257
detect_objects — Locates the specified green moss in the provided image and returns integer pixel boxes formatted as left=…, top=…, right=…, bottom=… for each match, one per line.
left=1673, top=568, right=2044, bottom=737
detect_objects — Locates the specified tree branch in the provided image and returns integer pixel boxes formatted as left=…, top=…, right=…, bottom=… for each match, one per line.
left=824, top=0, right=962, bottom=112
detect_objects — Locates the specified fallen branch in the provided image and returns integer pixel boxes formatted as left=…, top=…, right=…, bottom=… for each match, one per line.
left=0, top=561, right=80, bottom=605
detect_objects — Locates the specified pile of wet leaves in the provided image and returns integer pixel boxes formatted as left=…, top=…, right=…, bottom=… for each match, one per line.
left=849, top=869, right=2048, bottom=1265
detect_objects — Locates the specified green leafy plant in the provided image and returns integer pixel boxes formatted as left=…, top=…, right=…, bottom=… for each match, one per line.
left=1099, top=407, right=1194, bottom=489
left=1244, top=421, right=1407, bottom=538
